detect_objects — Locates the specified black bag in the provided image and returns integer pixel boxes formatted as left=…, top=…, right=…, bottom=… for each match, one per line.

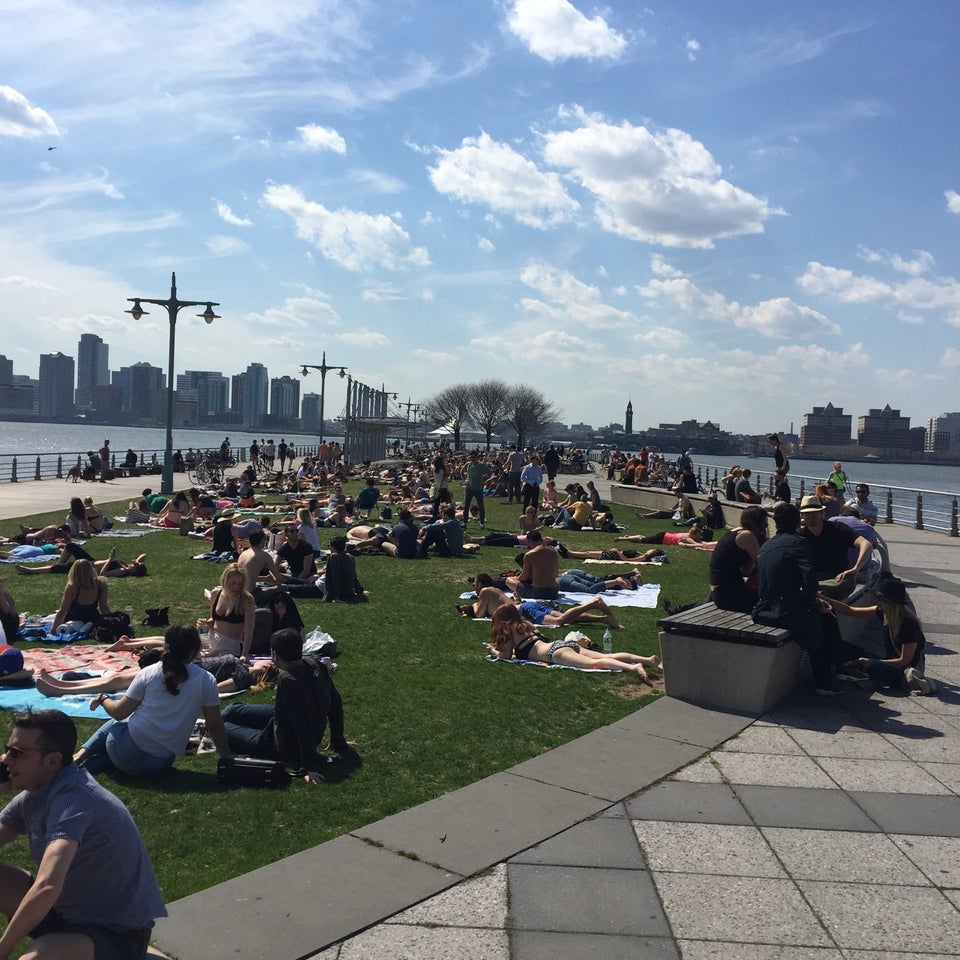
left=95, top=611, right=133, bottom=644
left=217, top=756, right=290, bottom=788
left=142, top=607, right=169, bottom=627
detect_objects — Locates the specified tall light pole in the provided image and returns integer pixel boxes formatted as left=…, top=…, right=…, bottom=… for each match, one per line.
left=300, top=352, right=348, bottom=444
left=126, top=272, right=220, bottom=495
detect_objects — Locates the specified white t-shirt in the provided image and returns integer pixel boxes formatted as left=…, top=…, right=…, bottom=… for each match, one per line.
left=125, top=662, right=219, bottom=758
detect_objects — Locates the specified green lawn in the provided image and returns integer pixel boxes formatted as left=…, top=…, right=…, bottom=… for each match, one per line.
left=0, top=483, right=714, bottom=901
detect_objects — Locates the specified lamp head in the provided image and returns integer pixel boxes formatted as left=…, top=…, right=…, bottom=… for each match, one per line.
left=198, top=303, right=220, bottom=325
left=338, top=368, right=347, bottom=379
left=301, top=366, right=309, bottom=378
left=126, top=299, right=146, bottom=321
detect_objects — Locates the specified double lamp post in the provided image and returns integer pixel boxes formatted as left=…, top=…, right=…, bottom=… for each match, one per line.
left=126, top=272, right=220, bottom=494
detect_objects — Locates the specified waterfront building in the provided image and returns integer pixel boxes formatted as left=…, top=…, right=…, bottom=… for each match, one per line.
left=800, top=402, right=852, bottom=448
left=858, top=404, right=912, bottom=449
left=38, top=352, right=75, bottom=419
left=926, top=412, right=960, bottom=453
left=76, top=333, right=109, bottom=409
left=121, top=362, right=165, bottom=421
left=0, top=355, right=12, bottom=386
left=270, top=375, right=300, bottom=422
left=241, top=362, right=269, bottom=430
left=179, top=370, right=229, bottom=420
left=301, top=393, right=321, bottom=432
left=0, top=364, right=35, bottom=417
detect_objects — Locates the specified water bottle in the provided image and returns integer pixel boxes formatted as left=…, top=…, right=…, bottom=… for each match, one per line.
left=124, top=603, right=133, bottom=617
left=602, top=627, right=613, bottom=654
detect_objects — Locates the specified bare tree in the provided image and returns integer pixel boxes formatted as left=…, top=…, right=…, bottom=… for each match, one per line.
left=469, top=379, right=511, bottom=450
left=504, top=385, right=559, bottom=449
left=421, top=383, right=472, bottom=449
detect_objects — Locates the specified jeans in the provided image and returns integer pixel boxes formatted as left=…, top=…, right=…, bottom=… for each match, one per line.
left=861, top=658, right=905, bottom=689
left=558, top=569, right=607, bottom=594
left=508, top=472, right=522, bottom=503
left=221, top=703, right=280, bottom=759
left=418, top=526, right=451, bottom=557
left=81, top=719, right=174, bottom=776
left=521, top=484, right=540, bottom=512
left=463, top=488, right=485, bottom=524
left=552, top=508, right=581, bottom=530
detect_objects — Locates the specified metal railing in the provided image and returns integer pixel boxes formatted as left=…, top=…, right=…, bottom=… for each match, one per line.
left=0, top=450, right=167, bottom=484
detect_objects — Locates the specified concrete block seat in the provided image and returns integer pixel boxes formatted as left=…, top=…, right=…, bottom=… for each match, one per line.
left=658, top=602, right=800, bottom=715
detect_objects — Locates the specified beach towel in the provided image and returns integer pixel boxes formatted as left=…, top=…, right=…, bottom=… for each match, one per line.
left=18, top=619, right=93, bottom=644
left=484, top=655, right=615, bottom=672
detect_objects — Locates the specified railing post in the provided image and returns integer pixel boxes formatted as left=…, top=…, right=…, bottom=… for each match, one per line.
left=34, top=456, right=41, bottom=480
left=951, top=498, right=958, bottom=538
left=799, top=478, right=805, bottom=498
left=10, top=457, right=17, bottom=483
left=915, top=493, right=924, bottom=531
left=56, top=455, right=63, bottom=479
left=885, top=490, right=893, bottom=524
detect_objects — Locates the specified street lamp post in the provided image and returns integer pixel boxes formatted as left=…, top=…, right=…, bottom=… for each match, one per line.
left=300, top=352, right=348, bottom=444
left=125, top=272, right=220, bottom=495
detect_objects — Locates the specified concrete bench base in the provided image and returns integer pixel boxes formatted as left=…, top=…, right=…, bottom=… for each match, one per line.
left=657, top=603, right=801, bottom=715
left=659, top=629, right=802, bottom=715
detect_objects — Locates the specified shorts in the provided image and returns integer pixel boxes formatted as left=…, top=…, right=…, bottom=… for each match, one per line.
left=515, top=583, right=559, bottom=601
left=546, top=638, right=581, bottom=663
left=207, top=630, right=242, bottom=657
left=519, top=601, right=552, bottom=625
left=32, top=908, right=152, bottom=960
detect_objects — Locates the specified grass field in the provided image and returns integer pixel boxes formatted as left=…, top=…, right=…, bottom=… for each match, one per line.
left=0, top=481, right=714, bottom=901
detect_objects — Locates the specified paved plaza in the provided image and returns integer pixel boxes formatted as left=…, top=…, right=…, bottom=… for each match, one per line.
left=2, top=471, right=959, bottom=958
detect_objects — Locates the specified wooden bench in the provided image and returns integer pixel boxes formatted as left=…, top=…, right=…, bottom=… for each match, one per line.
left=657, top=602, right=801, bottom=715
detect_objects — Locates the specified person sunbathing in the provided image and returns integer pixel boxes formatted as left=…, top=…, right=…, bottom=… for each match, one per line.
left=557, top=546, right=665, bottom=563
left=486, top=604, right=660, bottom=684
left=15, top=545, right=147, bottom=578
left=615, top=527, right=708, bottom=547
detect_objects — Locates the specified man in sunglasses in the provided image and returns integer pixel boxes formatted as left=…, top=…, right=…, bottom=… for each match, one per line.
left=0, top=709, right=165, bottom=960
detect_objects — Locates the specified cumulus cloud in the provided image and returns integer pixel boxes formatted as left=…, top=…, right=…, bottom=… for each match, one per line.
left=638, top=259, right=837, bottom=338
left=506, top=0, right=626, bottom=63
left=686, top=38, right=701, bottom=61
left=0, top=85, right=59, bottom=138
left=858, top=245, right=933, bottom=276
left=295, top=123, right=347, bottom=154
left=338, top=328, right=390, bottom=348
left=941, top=347, right=960, bottom=369
left=946, top=190, right=960, bottom=214
left=214, top=200, right=252, bottom=226
left=542, top=107, right=780, bottom=248
left=428, top=131, right=579, bottom=229
left=798, top=260, right=960, bottom=324
left=245, top=294, right=341, bottom=330
left=519, top=262, right=638, bottom=329
left=263, top=183, right=430, bottom=271
left=478, top=236, right=495, bottom=252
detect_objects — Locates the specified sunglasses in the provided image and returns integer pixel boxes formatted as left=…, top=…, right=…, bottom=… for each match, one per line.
left=3, top=745, right=48, bottom=760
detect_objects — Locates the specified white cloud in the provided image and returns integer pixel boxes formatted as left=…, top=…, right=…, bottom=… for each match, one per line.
left=946, top=190, right=960, bottom=214
left=428, top=131, right=579, bottom=229
left=857, top=245, right=933, bottom=276
left=361, top=285, right=408, bottom=304
left=638, top=259, right=837, bottom=338
left=295, top=123, right=347, bottom=154
left=205, top=234, right=249, bottom=256
left=941, top=347, right=960, bottom=369
left=245, top=294, right=341, bottom=331
left=798, top=260, right=960, bottom=322
left=338, top=328, right=390, bottom=348
left=686, top=38, right=701, bottom=61
left=506, top=0, right=626, bottom=63
left=543, top=107, right=780, bottom=248
left=0, top=85, right=59, bottom=138
left=348, top=170, right=406, bottom=194
left=263, top=183, right=431, bottom=272
left=633, top=326, right=688, bottom=348
left=214, top=200, right=253, bottom=227
left=478, top=236, right=495, bottom=252
left=519, top=262, right=637, bottom=329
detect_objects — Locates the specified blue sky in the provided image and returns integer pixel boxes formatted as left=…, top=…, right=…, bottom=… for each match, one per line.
left=1, top=0, right=957, bottom=434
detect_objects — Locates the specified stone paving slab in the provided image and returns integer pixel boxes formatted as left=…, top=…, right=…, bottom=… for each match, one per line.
left=154, top=834, right=456, bottom=960
left=730, top=784, right=880, bottom=832
left=677, top=945, right=844, bottom=959
left=508, top=815, right=647, bottom=869
left=622, top=781, right=753, bottom=825
left=352, top=771, right=609, bottom=876
left=847, top=791, right=960, bottom=836
left=506, top=725, right=703, bottom=800
left=511, top=930, right=680, bottom=959
left=607, top=694, right=752, bottom=748
left=507, top=863, right=669, bottom=937
left=311, top=924, right=510, bottom=959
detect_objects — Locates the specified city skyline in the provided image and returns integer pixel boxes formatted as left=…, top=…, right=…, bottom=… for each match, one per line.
left=1, top=2, right=958, bottom=434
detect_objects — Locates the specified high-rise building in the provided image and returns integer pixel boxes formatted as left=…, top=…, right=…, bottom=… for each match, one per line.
left=39, top=352, right=75, bottom=419
left=270, top=375, right=300, bottom=422
left=0, top=355, right=12, bottom=387
left=76, top=334, right=109, bottom=408
left=858, top=405, right=911, bottom=449
left=301, top=393, right=321, bottom=431
left=120, top=362, right=165, bottom=421
left=242, top=363, right=269, bottom=429
left=800, top=403, right=852, bottom=448
left=926, top=412, right=960, bottom=452
left=180, top=370, right=229, bottom=418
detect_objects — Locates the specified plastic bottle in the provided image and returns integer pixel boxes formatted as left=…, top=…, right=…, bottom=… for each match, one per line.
left=602, top=627, right=613, bottom=654
left=124, top=603, right=133, bottom=619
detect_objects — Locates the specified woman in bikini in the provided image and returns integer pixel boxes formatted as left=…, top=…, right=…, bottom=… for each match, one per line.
left=486, top=604, right=660, bottom=684
left=198, top=563, right=255, bottom=659
left=51, top=559, right=110, bottom=632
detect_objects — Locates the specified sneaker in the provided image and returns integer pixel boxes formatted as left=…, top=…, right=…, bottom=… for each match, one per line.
left=903, top=667, right=924, bottom=693
left=836, top=667, right=871, bottom=686
left=813, top=686, right=844, bottom=697
left=556, top=541, right=569, bottom=559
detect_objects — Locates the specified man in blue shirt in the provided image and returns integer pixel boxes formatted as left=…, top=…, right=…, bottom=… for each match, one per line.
left=0, top=710, right=166, bottom=960
left=387, top=509, right=419, bottom=559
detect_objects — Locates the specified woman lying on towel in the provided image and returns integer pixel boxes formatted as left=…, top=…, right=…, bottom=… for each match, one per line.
left=13, top=543, right=147, bottom=578
left=486, top=605, right=660, bottom=684
left=36, top=643, right=276, bottom=697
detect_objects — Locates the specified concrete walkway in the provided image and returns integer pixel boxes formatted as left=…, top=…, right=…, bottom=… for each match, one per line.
left=4, top=473, right=960, bottom=958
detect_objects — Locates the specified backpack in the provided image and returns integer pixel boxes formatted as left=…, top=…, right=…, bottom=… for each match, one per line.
left=95, top=611, right=133, bottom=644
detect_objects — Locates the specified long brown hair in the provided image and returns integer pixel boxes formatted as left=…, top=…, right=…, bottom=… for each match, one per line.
left=490, top=604, right=530, bottom=653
